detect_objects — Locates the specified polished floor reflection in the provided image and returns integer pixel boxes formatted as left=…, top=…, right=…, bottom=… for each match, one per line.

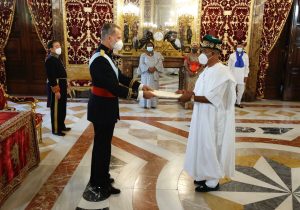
left=2, top=74, right=300, bottom=210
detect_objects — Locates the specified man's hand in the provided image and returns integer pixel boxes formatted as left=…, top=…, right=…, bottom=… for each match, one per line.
left=178, top=91, right=194, bottom=103
left=143, top=91, right=155, bottom=99
left=244, top=77, right=248, bottom=84
left=142, top=85, right=153, bottom=91
left=148, top=67, right=156, bottom=73
left=55, top=92, right=61, bottom=100
left=176, top=89, right=184, bottom=94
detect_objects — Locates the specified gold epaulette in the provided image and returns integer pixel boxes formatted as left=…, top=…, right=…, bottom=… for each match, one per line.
left=100, top=49, right=105, bottom=57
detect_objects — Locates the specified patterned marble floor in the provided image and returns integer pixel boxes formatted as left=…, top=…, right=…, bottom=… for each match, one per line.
left=2, top=74, right=300, bottom=210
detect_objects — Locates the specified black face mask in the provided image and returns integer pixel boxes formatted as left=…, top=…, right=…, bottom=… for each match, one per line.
left=191, top=48, right=198, bottom=53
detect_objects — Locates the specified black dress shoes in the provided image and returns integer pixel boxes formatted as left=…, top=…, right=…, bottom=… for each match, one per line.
left=52, top=132, right=65, bottom=136
left=83, top=185, right=110, bottom=202
left=194, top=180, right=206, bottom=185
left=62, top=127, right=71, bottom=131
left=235, top=104, right=244, bottom=108
left=195, top=183, right=220, bottom=192
left=108, top=185, right=121, bottom=194
left=109, top=177, right=114, bottom=184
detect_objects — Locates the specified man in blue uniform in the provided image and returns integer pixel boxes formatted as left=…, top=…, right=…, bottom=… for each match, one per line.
left=45, top=40, right=71, bottom=136
left=83, top=23, right=154, bottom=202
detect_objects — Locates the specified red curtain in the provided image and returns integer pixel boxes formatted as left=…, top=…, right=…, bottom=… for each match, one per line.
left=256, top=0, right=293, bottom=98
left=200, top=0, right=252, bottom=62
left=26, top=0, right=53, bottom=51
left=66, top=0, right=114, bottom=64
left=0, top=0, right=16, bottom=86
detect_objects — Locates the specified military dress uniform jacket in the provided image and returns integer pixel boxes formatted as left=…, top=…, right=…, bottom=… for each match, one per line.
left=87, top=44, right=141, bottom=124
left=45, top=54, right=68, bottom=91
left=45, top=53, right=68, bottom=133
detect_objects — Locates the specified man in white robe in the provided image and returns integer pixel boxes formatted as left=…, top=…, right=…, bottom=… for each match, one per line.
left=138, top=42, right=164, bottom=108
left=228, top=42, right=249, bottom=108
left=179, top=35, right=236, bottom=192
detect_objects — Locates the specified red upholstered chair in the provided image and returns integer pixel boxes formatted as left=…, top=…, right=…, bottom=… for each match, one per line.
left=0, top=84, right=43, bottom=143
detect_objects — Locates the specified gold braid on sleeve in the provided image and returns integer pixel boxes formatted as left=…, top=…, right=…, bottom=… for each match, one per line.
left=129, top=79, right=137, bottom=88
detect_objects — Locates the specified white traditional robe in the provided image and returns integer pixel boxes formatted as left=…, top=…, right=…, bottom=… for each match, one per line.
left=228, top=52, right=249, bottom=84
left=184, top=63, right=236, bottom=181
left=138, top=52, right=164, bottom=108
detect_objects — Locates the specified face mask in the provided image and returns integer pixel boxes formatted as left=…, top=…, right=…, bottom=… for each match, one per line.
left=237, top=47, right=243, bottom=53
left=55, top=48, right=62, bottom=55
left=113, top=40, right=123, bottom=51
left=174, top=38, right=181, bottom=48
left=198, top=53, right=209, bottom=65
left=146, top=47, right=153, bottom=52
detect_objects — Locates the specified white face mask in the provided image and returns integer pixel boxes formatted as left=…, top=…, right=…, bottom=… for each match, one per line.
left=237, top=47, right=243, bottom=53
left=113, top=40, right=123, bottom=51
left=198, top=53, right=209, bottom=65
left=55, top=48, right=62, bottom=55
left=146, top=47, right=153, bottom=52
left=174, top=38, right=181, bottom=48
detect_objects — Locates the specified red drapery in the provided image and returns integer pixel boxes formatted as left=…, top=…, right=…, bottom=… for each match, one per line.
left=66, top=0, right=114, bottom=64
left=200, top=0, right=252, bottom=62
left=26, top=0, right=53, bottom=51
left=256, top=0, right=293, bottom=98
left=0, top=0, right=16, bottom=86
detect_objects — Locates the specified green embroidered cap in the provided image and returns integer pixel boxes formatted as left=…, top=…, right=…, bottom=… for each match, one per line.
left=200, top=34, right=222, bottom=51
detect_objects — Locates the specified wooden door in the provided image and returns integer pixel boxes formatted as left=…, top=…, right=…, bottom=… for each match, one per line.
left=264, top=13, right=291, bottom=99
left=4, top=0, right=47, bottom=95
left=283, top=0, right=300, bottom=100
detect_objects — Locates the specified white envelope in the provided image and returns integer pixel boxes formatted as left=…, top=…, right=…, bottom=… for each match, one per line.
left=151, top=90, right=182, bottom=99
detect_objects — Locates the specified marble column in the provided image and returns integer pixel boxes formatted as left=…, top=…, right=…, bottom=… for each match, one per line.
left=244, top=0, right=267, bottom=101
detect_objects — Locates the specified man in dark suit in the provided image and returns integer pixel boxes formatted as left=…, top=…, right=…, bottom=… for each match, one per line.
left=45, top=40, right=71, bottom=136
left=83, top=23, right=154, bottom=202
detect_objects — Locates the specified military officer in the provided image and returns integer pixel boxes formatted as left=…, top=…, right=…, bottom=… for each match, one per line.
left=45, top=40, right=71, bottom=136
left=83, top=23, right=154, bottom=202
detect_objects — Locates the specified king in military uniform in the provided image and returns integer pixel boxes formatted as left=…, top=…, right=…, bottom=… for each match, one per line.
left=83, top=23, right=154, bottom=202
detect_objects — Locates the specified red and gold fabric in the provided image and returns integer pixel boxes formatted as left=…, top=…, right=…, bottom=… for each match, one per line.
left=256, top=0, right=293, bottom=98
left=26, top=0, right=53, bottom=51
left=0, top=0, right=16, bottom=86
left=0, top=85, right=7, bottom=110
left=66, top=0, right=114, bottom=64
left=200, top=0, right=252, bottom=62
left=0, top=111, right=40, bottom=206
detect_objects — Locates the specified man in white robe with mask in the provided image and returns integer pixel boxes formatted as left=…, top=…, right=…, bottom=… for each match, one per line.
left=138, top=42, right=164, bottom=108
left=179, top=35, right=236, bottom=192
left=228, top=42, right=249, bottom=108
